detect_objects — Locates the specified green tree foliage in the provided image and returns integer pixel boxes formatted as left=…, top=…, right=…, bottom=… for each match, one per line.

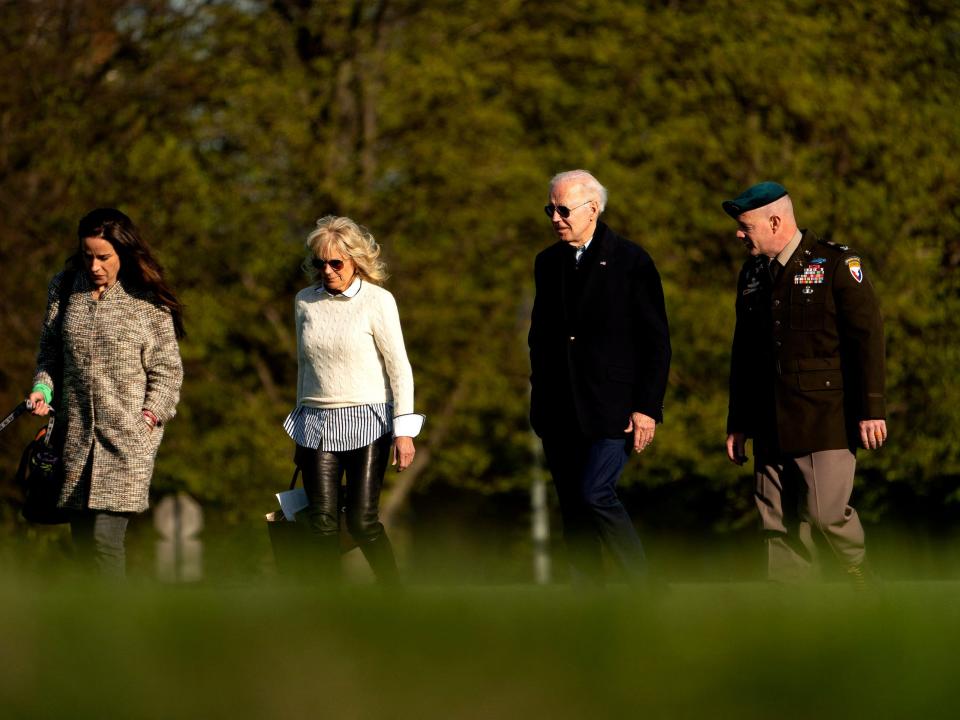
left=1, top=0, right=957, bottom=528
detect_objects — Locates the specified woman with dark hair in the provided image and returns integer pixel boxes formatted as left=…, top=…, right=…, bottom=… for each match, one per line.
left=28, top=208, right=184, bottom=576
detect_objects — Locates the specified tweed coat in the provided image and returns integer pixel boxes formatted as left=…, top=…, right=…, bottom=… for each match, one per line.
left=727, top=230, right=885, bottom=454
left=33, top=271, right=183, bottom=512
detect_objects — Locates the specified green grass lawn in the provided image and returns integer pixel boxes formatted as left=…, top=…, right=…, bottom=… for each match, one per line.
left=2, top=575, right=959, bottom=719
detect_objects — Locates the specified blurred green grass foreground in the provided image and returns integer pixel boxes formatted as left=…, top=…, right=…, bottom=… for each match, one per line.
left=2, top=573, right=959, bottom=719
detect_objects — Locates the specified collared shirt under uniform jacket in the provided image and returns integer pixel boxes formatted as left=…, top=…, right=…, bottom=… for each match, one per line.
left=727, top=230, right=885, bottom=454
left=33, top=271, right=183, bottom=513
left=529, top=221, right=672, bottom=439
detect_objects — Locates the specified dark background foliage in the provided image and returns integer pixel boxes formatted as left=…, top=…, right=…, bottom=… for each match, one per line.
left=1, top=0, right=958, bottom=558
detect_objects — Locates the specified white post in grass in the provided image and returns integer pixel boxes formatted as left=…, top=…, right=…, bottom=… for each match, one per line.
left=154, top=492, right=204, bottom=582
left=530, top=431, right=551, bottom=584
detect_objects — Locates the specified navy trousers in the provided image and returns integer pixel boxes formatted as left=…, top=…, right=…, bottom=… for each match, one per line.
left=541, top=434, right=647, bottom=584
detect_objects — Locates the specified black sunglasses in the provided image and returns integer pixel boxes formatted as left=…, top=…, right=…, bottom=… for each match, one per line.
left=543, top=200, right=592, bottom=219
left=312, top=258, right=345, bottom=271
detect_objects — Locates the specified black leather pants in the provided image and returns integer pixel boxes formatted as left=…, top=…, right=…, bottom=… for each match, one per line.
left=295, top=433, right=399, bottom=584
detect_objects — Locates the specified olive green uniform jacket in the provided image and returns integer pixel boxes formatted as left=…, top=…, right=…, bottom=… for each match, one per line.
left=727, top=230, right=885, bottom=455
left=33, top=271, right=183, bottom=513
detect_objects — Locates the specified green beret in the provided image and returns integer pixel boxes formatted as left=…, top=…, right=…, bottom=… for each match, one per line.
left=722, top=181, right=788, bottom=218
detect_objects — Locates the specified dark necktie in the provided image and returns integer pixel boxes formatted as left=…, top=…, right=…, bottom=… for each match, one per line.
left=769, top=259, right=782, bottom=284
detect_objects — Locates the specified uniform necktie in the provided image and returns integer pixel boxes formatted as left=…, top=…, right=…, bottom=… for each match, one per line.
left=769, top=259, right=782, bottom=284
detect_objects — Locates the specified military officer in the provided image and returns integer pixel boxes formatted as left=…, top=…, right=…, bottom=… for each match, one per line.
left=723, top=182, right=886, bottom=584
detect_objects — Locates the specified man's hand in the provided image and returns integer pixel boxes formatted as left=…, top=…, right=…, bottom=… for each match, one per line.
left=625, top=412, right=656, bottom=453
left=726, top=432, right=748, bottom=465
left=859, top=419, right=887, bottom=451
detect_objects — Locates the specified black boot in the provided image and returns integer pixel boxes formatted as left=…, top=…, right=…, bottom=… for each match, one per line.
left=359, top=533, right=401, bottom=587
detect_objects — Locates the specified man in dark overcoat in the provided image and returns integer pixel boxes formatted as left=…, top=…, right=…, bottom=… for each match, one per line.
left=723, top=181, right=886, bottom=583
left=529, top=169, right=671, bottom=583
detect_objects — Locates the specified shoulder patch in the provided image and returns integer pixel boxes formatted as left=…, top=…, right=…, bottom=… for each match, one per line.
left=845, top=256, right=863, bottom=283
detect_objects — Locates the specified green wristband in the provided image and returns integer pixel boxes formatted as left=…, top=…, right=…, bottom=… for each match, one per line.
left=31, top=383, right=53, bottom=404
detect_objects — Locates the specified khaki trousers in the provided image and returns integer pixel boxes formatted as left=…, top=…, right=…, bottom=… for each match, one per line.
left=755, top=449, right=865, bottom=581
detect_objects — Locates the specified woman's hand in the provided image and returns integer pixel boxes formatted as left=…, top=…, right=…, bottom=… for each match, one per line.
left=142, top=409, right=158, bottom=430
left=392, top=436, right=416, bottom=472
left=27, top=391, right=50, bottom=416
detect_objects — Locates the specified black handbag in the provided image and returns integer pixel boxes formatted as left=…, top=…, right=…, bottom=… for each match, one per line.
left=266, top=466, right=357, bottom=574
left=15, top=413, right=69, bottom=524
left=13, top=269, right=76, bottom=525
left=266, top=466, right=313, bottom=575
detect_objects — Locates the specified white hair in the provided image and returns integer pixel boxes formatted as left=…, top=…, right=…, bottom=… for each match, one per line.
left=550, top=169, right=608, bottom=213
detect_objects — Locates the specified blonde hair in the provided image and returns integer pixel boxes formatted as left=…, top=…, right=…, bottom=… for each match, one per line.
left=303, top=215, right=388, bottom=285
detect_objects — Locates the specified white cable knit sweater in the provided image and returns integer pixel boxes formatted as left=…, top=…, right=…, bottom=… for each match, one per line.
left=295, top=280, right=414, bottom=416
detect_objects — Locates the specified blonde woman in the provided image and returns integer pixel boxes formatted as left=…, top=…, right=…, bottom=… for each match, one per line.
left=283, top=216, right=423, bottom=583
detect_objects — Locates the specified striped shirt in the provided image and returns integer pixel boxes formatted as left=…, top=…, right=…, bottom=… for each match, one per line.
left=284, top=403, right=392, bottom=452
